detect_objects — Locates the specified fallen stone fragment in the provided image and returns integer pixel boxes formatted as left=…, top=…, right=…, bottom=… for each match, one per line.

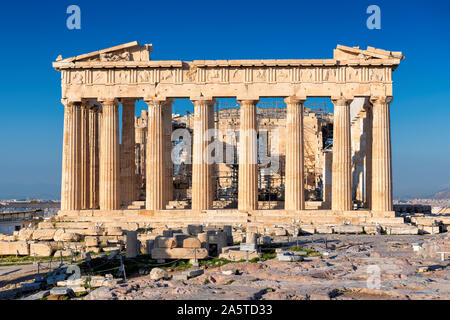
left=21, top=282, right=42, bottom=292
left=50, top=287, right=75, bottom=297
left=150, top=267, right=168, bottom=280
left=183, top=269, right=204, bottom=278
left=21, top=290, right=50, bottom=300
left=172, top=273, right=188, bottom=281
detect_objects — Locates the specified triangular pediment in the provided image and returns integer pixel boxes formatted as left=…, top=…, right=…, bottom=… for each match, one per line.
left=55, top=41, right=152, bottom=63
left=334, top=44, right=405, bottom=60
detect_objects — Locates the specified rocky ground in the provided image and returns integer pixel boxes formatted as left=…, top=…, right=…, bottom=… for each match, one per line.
left=83, top=234, right=450, bottom=300
left=1, top=233, right=448, bottom=300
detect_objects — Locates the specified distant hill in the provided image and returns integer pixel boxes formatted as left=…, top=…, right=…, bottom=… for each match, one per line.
left=433, top=188, right=450, bottom=200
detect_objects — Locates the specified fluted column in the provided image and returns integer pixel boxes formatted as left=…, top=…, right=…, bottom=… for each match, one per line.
left=284, top=96, right=306, bottom=211
left=238, top=99, right=259, bottom=211
left=61, top=100, right=81, bottom=211
left=145, top=98, right=170, bottom=210
left=99, top=98, right=121, bottom=210
left=331, top=98, right=353, bottom=211
left=191, top=98, right=215, bottom=210
left=80, top=100, right=90, bottom=209
left=135, top=110, right=148, bottom=200
left=363, top=107, right=373, bottom=208
left=163, top=102, right=174, bottom=205
left=120, top=99, right=136, bottom=205
left=88, top=106, right=99, bottom=209
left=371, top=96, right=393, bottom=212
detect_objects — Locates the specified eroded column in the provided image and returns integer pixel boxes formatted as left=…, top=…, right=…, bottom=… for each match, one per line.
left=61, top=100, right=81, bottom=211
left=191, top=98, right=215, bottom=210
left=89, top=106, right=99, bottom=209
left=284, top=97, right=306, bottom=211
left=99, top=98, right=121, bottom=210
left=371, top=96, right=393, bottom=212
left=145, top=99, right=170, bottom=210
left=331, top=98, right=353, bottom=211
left=163, top=101, right=174, bottom=205
left=121, top=99, right=136, bottom=205
left=238, top=99, right=259, bottom=211
left=80, top=100, right=90, bottom=209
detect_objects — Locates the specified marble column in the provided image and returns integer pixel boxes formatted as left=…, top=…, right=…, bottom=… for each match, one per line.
left=61, top=100, right=81, bottom=211
left=80, top=100, right=90, bottom=209
left=363, top=106, right=373, bottom=208
left=162, top=103, right=174, bottom=205
left=322, top=151, right=333, bottom=208
left=145, top=98, right=170, bottom=210
left=99, top=98, right=121, bottom=210
left=191, top=98, right=215, bottom=210
left=371, top=96, right=393, bottom=212
left=121, top=99, right=136, bottom=205
left=135, top=110, right=148, bottom=200
left=331, top=98, right=353, bottom=211
left=238, top=99, right=259, bottom=211
left=88, top=106, right=99, bottom=209
left=284, top=97, right=306, bottom=211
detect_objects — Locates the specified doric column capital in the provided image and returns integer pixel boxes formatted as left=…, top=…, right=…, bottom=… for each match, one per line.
left=284, top=96, right=306, bottom=104
left=61, top=99, right=81, bottom=108
left=144, top=97, right=173, bottom=107
left=331, top=96, right=353, bottom=106
left=98, top=97, right=119, bottom=106
left=237, top=99, right=259, bottom=105
left=370, top=96, right=393, bottom=105
left=190, top=97, right=215, bottom=106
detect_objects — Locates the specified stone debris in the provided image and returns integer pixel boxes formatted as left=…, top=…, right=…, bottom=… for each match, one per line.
left=150, top=267, right=168, bottom=280
left=277, top=252, right=303, bottom=262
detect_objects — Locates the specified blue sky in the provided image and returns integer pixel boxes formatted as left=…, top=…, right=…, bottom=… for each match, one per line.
left=0, top=0, right=449, bottom=199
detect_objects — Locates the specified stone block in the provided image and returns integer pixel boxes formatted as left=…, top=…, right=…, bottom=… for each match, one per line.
left=85, top=236, right=99, bottom=247
left=419, top=225, right=440, bottom=235
left=106, top=227, right=123, bottom=236
left=388, top=225, right=418, bottom=235
left=126, top=231, right=138, bottom=258
left=187, top=224, right=203, bottom=236
left=173, top=233, right=190, bottom=247
left=0, top=234, right=15, bottom=241
left=38, top=222, right=54, bottom=229
left=53, top=249, right=73, bottom=258
left=315, top=225, right=333, bottom=234
left=32, top=229, right=56, bottom=241
left=333, top=225, right=364, bottom=234
left=21, top=282, right=42, bottom=292
left=277, top=253, right=303, bottom=262
left=30, top=243, right=53, bottom=257
left=155, top=236, right=177, bottom=248
left=183, top=269, right=204, bottom=278
left=53, top=229, right=82, bottom=242
left=50, top=287, right=74, bottom=297
left=299, top=225, right=315, bottom=235
left=219, top=249, right=259, bottom=261
left=363, top=225, right=379, bottom=235
left=150, top=267, right=168, bottom=280
left=151, top=248, right=208, bottom=260
left=182, top=237, right=202, bottom=249
left=172, top=273, right=188, bottom=281
left=0, top=240, right=29, bottom=255
left=17, top=228, right=34, bottom=241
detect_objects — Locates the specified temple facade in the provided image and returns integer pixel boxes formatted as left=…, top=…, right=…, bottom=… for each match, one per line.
left=53, top=41, right=404, bottom=218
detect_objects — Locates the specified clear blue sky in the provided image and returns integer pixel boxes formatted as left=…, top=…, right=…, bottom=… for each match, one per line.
left=0, top=0, right=449, bottom=199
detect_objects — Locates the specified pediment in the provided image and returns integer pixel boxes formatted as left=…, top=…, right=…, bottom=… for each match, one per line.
left=55, top=41, right=152, bottom=63
left=334, top=44, right=404, bottom=60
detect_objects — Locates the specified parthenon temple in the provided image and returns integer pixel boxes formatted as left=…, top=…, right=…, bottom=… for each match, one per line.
left=53, top=41, right=405, bottom=226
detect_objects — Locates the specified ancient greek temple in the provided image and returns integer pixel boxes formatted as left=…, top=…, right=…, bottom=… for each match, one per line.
left=53, top=41, right=404, bottom=219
